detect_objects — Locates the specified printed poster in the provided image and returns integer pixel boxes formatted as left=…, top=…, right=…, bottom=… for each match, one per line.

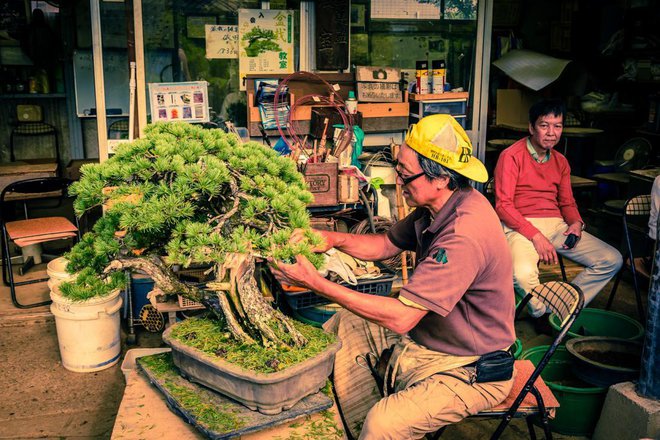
left=148, top=81, right=210, bottom=123
left=205, top=25, right=239, bottom=59
left=238, top=9, right=294, bottom=89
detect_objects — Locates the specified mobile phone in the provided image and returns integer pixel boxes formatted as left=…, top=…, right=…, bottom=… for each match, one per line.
left=564, top=233, right=579, bottom=249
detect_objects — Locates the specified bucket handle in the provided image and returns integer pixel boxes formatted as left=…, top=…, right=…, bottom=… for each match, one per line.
left=105, top=298, right=124, bottom=316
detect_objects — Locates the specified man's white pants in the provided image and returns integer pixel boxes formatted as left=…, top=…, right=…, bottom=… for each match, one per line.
left=504, top=218, right=623, bottom=317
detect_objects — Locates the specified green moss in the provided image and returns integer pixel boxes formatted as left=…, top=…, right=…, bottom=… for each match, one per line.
left=139, top=353, right=246, bottom=432
left=169, top=318, right=337, bottom=374
left=274, top=409, right=344, bottom=440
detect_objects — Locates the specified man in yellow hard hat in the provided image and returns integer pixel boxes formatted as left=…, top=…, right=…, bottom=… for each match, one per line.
left=270, top=114, right=515, bottom=439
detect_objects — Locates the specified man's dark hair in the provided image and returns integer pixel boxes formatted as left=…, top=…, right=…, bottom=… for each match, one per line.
left=416, top=152, right=470, bottom=190
left=528, top=99, right=565, bottom=126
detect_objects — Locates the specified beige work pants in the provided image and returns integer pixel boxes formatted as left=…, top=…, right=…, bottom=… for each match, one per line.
left=324, top=310, right=514, bottom=440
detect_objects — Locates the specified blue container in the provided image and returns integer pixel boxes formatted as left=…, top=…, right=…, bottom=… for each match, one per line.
left=129, top=274, right=154, bottom=319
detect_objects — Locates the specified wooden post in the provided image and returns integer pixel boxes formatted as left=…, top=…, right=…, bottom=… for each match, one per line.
left=90, top=0, right=108, bottom=162
left=391, top=142, right=409, bottom=285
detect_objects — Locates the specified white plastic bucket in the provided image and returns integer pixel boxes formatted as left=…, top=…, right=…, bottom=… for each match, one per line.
left=50, top=287, right=123, bottom=373
left=47, top=257, right=76, bottom=290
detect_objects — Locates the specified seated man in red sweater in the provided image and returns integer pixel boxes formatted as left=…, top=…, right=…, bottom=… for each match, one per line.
left=494, top=99, right=622, bottom=322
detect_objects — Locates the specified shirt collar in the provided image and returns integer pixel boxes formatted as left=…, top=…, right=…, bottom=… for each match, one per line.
left=526, top=137, right=551, bottom=163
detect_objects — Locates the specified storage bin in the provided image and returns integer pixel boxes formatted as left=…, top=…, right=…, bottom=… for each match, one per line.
left=281, top=269, right=396, bottom=310
left=422, top=100, right=467, bottom=115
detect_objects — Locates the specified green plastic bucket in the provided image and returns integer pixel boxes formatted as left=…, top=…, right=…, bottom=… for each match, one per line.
left=521, top=345, right=607, bottom=436
left=549, top=308, right=644, bottom=341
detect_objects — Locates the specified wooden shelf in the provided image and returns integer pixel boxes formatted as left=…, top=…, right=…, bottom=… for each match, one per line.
left=0, top=93, right=66, bottom=99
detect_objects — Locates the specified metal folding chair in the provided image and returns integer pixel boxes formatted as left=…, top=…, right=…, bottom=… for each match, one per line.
left=432, top=281, right=584, bottom=440
left=1, top=177, right=80, bottom=308
left=606, top=194, right=651, bottom=320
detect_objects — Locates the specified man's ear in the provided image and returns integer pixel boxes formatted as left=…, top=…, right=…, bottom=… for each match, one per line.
left=436, top=175, right=450, bottom=190
left=528, top=122, right=534, bottom=136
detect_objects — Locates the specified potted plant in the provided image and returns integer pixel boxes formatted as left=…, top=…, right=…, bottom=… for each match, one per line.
left=60, top=122, right=340, bottom=411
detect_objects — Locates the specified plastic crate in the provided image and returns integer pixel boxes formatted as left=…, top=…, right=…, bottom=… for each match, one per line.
left=177, top=294, right=204, bottom=310
left=281, top=269, right=397, bottom=310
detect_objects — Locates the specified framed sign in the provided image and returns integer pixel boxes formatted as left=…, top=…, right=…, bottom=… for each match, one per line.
left=148, top=81, right=210, bottom=123
left=355, top=66, right=403, bottom=103
left=238, top=9, right=294, bottom=88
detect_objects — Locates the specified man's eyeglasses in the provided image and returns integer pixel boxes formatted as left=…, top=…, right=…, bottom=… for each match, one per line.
left=394, top=168, right=426, bottom=186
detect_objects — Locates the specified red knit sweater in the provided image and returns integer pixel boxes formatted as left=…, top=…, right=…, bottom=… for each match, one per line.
left=494, top=137, right=583, bottom=241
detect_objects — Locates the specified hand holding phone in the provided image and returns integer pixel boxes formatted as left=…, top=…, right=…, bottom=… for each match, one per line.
left=563, top=233, right=579, bottom=249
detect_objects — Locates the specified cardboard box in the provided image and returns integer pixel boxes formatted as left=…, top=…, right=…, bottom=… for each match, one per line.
left=495, top=89, right=539, bottom=130
left=304, top=162, right=338, bottom=207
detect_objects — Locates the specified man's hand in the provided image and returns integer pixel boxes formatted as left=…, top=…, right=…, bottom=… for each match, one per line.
left=562, top=222, right=583, bottom=249
left=268, top=255, right=323, bottom=291
left=291, top=229, right=334, bottom=253
left=531, top=233, right=558, bottom=265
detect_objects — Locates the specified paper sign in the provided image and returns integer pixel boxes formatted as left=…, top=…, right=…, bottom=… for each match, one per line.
left=205, top=25, right=239, bottom=59
left=238, top=9, right=294, bottom=89
left=148, top=81, right=210, bottom=123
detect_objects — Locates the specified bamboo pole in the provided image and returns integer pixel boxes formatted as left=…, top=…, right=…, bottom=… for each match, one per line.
left=391, top=142, right=409, bottom=285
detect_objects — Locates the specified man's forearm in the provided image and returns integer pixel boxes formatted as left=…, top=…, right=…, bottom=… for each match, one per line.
left=323, top=231, right=401, bottom=261
left=310, top=276, right=425, bottom=334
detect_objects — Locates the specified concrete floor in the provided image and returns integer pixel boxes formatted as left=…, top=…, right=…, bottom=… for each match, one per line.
left=0, top=257, right=648, bottom=440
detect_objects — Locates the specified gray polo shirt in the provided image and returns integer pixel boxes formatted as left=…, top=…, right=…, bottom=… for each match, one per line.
left=387, top=187, right=515, bottom=356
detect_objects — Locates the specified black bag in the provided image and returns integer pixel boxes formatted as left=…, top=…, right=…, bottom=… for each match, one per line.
left=365, top=345, right=395, bottom=396
left=474, top=350, right=514, bottom=383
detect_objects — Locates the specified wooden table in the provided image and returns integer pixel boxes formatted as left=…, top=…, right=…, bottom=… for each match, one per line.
left=112, top=370, right=347, bottom=439
left=629, top=167, right=660, bottom=183
left=628, top=167, right=660, bottom=197
left=0, top=162, right=58, bottom=199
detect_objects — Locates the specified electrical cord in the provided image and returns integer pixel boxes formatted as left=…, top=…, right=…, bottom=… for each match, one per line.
left=349, top=215, right=402, bottom=270
left=274, top=71, right=353, bottom=154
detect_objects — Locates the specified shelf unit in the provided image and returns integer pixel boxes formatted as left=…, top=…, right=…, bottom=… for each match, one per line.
left=409, top=92, right=469, bottom=127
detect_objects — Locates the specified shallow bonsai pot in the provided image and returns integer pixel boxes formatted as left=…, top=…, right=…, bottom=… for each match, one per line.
left=565, top=336, right=642, bottom=388
left=162, top=324, right=341, bottom=415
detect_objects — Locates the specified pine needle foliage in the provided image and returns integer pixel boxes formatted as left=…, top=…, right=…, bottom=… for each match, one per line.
left=62, top=122, right=323, bottom=299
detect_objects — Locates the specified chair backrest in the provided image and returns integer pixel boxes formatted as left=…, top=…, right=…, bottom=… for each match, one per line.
left=624, top=194, right=651, bottom=217
left=509, top=281, right=584, bottom=422
left=623, top=194, right=652, bottom=258
left=108, top=118, right=130, bottom=140
left=527, top=281, right=583, bottom=329
left=0, top=177, right=74, bottom=222
left=10, top=122, right=60, bottom=164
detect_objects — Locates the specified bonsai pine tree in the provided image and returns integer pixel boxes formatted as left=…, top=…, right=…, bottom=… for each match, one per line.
left=242, top=27, right=281, bottom=57
left=63, top=122, right=324, bottom=349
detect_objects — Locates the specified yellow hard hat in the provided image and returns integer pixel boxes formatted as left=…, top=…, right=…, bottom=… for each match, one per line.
left=405, top=114, right=488, bottom=183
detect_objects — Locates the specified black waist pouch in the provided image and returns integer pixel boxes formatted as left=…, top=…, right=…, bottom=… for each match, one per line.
left=475, top=350, right=514, bottom=383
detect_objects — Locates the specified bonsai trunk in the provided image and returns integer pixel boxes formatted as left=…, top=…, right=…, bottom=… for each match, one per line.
left=104, top=254, right=307, bottom=349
